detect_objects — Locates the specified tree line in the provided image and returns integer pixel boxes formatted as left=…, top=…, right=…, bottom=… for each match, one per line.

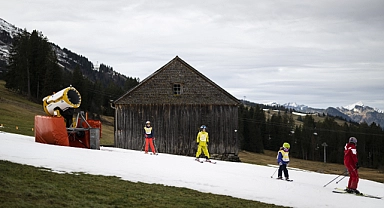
left=238, top=105, right=384, bottom=169
left=3, top=30, right=139, bottom=117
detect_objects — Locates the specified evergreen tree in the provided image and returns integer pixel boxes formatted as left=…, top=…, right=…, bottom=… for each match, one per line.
left=247, top=107, right=258, bottom=152
left=41, top=49, right=62, bottom=97
left=268, top=111, right=284, bottom=150
left=5, top=29, right=30, bottom=95
left=6, top=29, right=61, bottom=101
left=103, top=82, right=124, bottom=116
left=252, top=105, right=265, bottom=153
left=238, top=105, right=246, bottom=150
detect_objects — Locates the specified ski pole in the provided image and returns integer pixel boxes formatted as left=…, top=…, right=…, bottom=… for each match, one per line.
left=141, top=138, right=145, bottom=151
left=323, top=170, right=348, bottom=187
left=336, top=175, right=347, bottom=184
left=270, top=167, right=278, bottom=178
left=153, top=137, right=158, bottom=154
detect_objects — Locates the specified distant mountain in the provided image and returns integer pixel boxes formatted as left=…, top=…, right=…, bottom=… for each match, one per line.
left=0, top=17, right=134, bottom=88
left=323, top=107, right=351, bottom=122
left=271, top=101, right=384, bottom=128
left=336, top=101, right=384, bottom=127
left=0, top=18, right=20, bottom=75
left=282, top=102, right=308, bottom=111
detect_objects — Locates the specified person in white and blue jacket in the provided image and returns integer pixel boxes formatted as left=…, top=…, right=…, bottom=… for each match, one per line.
left=277, top=142, right=290, bottom=180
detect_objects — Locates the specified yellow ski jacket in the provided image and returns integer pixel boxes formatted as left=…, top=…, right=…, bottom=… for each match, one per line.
left=196, top=131, right=209, bottom=146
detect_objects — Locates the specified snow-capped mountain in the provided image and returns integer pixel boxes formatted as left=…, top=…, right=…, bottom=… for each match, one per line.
left=282, top=102, right=310, bottom=111
left=0, top=18, right=22, bottom=38
left=264, top=101, right=384, bottom=128
left=337, top=101, right=384, bottom=127
left=0, top=18, right=21, bottom=65
left=263, top=101, right=280, bottom=106
left=340, top=101, right=383, bottom=114
left=342, top=101, right=365, bottom=111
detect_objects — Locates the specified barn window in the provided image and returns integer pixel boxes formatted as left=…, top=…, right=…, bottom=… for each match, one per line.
left=173, top=84, right=182, bottom=95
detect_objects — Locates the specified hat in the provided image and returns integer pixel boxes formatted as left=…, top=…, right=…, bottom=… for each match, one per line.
left=349, top=137, right=357, bottom=144
left=283, top=142, right=290, bottom=149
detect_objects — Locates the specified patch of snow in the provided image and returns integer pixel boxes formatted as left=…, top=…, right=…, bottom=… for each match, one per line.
left=0, top=132, right=383, bottom=208
left=343, top=101, right=365, bottom=111
left=292, top=112, right=308, bottom=116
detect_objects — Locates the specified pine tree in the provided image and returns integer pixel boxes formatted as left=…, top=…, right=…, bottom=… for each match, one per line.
left=5, top=29, right=30, bottom=95
left=6, top=29, right=61, bottom=101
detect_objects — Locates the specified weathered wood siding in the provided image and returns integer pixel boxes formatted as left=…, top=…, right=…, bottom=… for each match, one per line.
left=115, top=104, right=239, bottom=156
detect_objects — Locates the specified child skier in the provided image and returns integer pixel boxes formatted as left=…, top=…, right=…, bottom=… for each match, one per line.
left=143, top=121, right=157, bottom=155
left=195, top=125, right=211, bottom=162
left=277, top=142, right=290, bottom=180
left=344, top=137, right=360, bottom=194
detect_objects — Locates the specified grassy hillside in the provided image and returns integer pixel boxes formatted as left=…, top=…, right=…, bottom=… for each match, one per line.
left=0, top=80, right=42, bottom=136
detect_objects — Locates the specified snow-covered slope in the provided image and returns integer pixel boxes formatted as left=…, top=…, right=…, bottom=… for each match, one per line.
left=0, top=18, right=22, bottom=38
left=0, top=18, right=22, bottom=61
left=0, top=132, right=383, bottom=208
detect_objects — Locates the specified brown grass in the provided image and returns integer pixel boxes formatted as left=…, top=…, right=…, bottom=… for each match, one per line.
left=99, top=115, right=114, bottom=146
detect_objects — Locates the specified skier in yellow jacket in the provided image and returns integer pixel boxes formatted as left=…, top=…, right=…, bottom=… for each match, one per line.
left=195, top=125, right=211, bottom=162
left=277, top=142, right=290, bottom=180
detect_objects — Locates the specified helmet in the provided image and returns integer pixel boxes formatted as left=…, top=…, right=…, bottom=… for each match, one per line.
left=146, top=121, right=150, bottom=124
left=200, top=125, right=207, bottom=129
left=349, top=137, right=357, bottom=144
left=283, top=142, right=290, bottom=149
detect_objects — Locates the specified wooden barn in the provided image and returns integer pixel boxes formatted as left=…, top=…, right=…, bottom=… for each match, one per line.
left=113, top=56, right=240, bottom=160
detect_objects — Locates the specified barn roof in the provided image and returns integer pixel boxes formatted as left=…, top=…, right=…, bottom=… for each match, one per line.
left=114, top=56, right=240, bottom=105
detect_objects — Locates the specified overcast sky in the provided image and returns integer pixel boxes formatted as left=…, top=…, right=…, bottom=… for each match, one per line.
left=2, top=0, right=384, bottom=110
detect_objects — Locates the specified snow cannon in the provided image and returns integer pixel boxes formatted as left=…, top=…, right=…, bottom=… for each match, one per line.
left=42, top=86, right=81, bottom=116
left=36, top=85, right=101, bottom=150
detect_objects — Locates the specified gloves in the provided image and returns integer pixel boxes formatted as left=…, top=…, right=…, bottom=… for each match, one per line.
left=356, top=162, right=359, bottom=169
left=278, top=162, right=282, bottom=166
left=196, top=142, right=199, bottom=145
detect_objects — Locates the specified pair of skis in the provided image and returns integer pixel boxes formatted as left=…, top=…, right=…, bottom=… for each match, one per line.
left=332, top=188, right=382, bottom=199
left=276, top=178, right=293, bottom=182
left=195, top=158, right=216, bottom=164
left=274, top=179, right=380, bottom=198
left=144, top=152, right=158, bottom=155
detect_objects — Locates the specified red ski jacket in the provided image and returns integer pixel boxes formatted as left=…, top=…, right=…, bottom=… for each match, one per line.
left=344, top=143, right=358, bottom=168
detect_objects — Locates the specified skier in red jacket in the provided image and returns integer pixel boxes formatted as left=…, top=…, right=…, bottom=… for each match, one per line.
left=344, top=137, right=360, bottom=194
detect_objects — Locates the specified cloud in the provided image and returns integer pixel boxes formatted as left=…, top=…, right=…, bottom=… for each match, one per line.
left=1, top=0, right=384, bottom=110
